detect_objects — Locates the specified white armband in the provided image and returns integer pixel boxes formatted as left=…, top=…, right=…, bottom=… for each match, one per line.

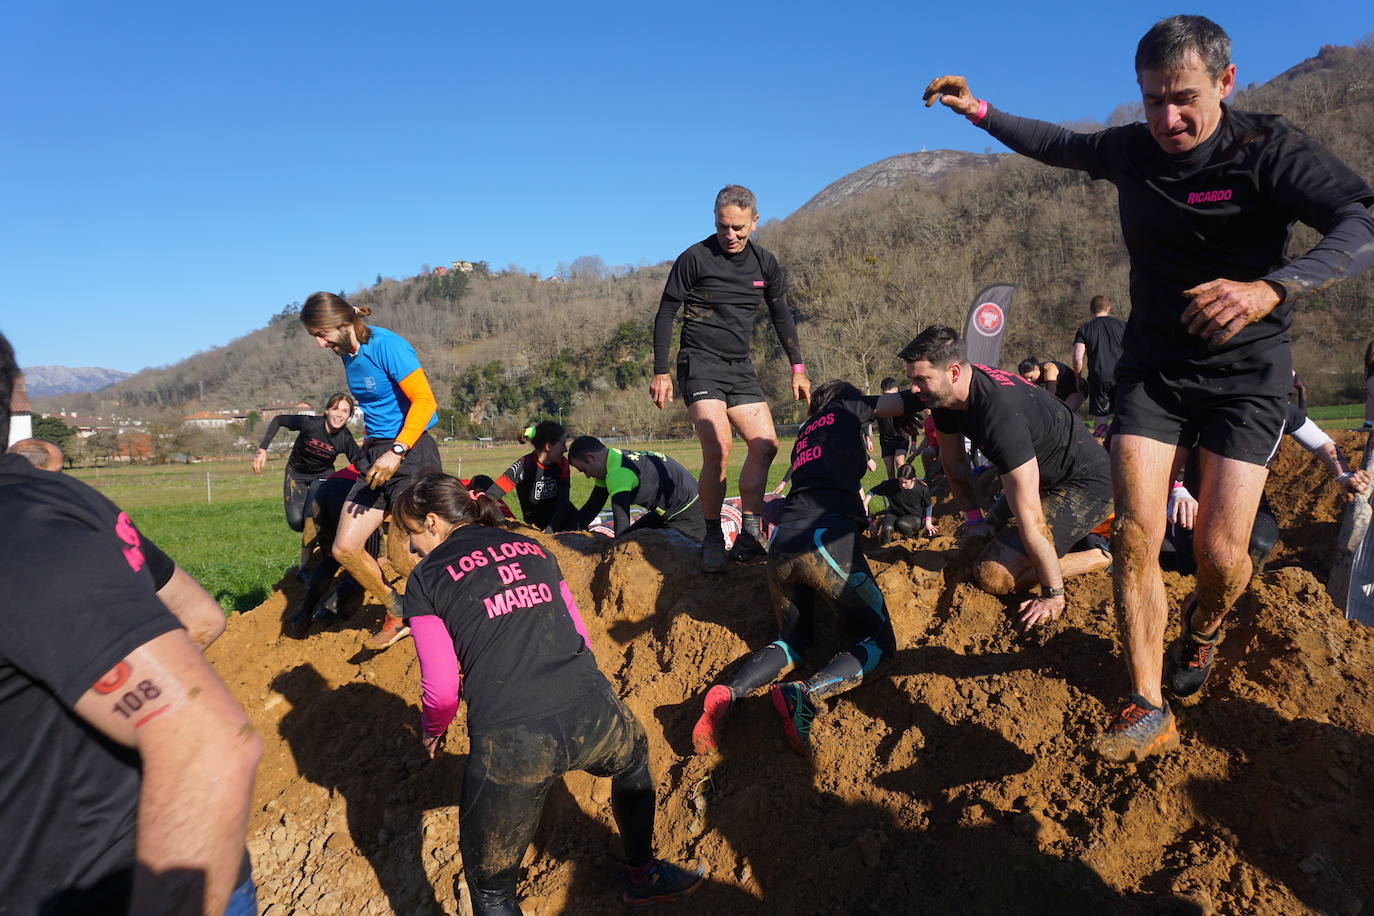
left=1290, top=417, right=1332, bottom=452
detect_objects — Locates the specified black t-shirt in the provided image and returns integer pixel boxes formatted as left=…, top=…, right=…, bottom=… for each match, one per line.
left=981, top=104, right=1374, bottom=371
left=0, top=454, right=184, bottom=914
left=876, top=415, right=910, bottom=451
left=401, top=525, right=606, bottom=732
left=1073, top=315, right=1126, bottom=384
left=870, top=478, right=933, bottom=519
left=652, top=236, right=804, bottom=373
left=933, top=365, right=1110, bottom=497
left=488, top=453, right=572, bottom=531
left=778, top=394, right=883, bottom=527
left=259, top=414, right=359, bottom=477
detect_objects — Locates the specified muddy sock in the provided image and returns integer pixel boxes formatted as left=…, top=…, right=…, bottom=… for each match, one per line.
left=704, top=518, right=723, bottom=542
left=741, top=512, right=760, bottom=538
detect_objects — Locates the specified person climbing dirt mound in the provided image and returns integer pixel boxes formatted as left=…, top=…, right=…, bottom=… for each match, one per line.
left=206, top=439, right=1374, bottom=914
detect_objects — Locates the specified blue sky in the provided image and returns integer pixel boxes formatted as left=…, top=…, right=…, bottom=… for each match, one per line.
left=3, top=1, right=1370, bottom=373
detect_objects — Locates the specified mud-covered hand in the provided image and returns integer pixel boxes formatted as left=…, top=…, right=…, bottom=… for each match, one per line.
left=650, top=374, right=674, bottom=410
left=922, top=75, right=979, bottom=116
left=1340, top=468, right=1371, bottom=496
left=422, top=734, right=443, bottom=760
left=1181, top=279, right=1283, bottom=346
left=962, top=521, right=994, bottom=540
left=792, top=372, right=811, bottom=404
left=365, top=451, right=402, bottom=489
left=923, top=520, right=939, bottom=537
left=1168, top=487, right=1198, bottom=530
left=252, top=448, right=267, bottom=474
left=1017, top=594, right=1065, bottom=632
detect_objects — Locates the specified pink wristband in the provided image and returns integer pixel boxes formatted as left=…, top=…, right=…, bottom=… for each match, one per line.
left=792, top=363, right=806, bottom=374
left=964, top=509, right=984, bottom=523
left=1171, top=481, right=1184, bottom=490
left=967, top=99, right=988, bottom=123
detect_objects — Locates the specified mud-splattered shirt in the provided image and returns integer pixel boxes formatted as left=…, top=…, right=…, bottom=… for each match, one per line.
left=653, top=235, right=804, bottom=374
left=979, top=104, right=1374, bottom=371
left=403, top=525, right=606, bottom=734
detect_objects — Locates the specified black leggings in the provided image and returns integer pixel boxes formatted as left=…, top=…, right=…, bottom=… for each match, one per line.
left=879, top=513, right=925, bottom=540
left=462, top=689, right=655, bottom=916
left=283, top=469, right=327, bottom=534
left=723, top=522, right=895, bottom=702
left=622, top=499, right=707, bottom=542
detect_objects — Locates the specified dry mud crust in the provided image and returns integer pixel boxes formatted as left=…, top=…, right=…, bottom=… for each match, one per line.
left=208, top=440, right=1374, bottom=915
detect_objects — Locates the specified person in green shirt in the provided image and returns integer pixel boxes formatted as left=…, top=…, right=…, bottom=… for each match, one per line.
left=567, top=437, right=705, bottom=541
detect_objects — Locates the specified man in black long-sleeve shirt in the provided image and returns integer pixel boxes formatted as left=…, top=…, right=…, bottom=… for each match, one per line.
left=651, top=185, right=811, bottom=572
left=925, top=14, right=1374, bottom=764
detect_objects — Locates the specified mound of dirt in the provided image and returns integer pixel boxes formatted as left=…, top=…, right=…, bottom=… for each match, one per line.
left=207, top=434, right=1374, bottom=915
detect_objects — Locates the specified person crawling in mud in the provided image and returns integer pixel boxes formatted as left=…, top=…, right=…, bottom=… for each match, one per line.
left=868, top=462, right=938, bottom=544
left=903, top=326, right=1113, bottom=631
left=393, top=472, right=705, bottom=912
left=692, top=379, right=922, bottom=757
left=566, top=436, right=706, bottom=541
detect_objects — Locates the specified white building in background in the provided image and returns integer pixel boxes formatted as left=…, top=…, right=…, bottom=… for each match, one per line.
left=7, top=374, right=32, bottom=446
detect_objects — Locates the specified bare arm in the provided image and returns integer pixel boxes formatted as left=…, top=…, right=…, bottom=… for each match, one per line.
left=935, top=431, right=978, bottom=513
left=74, top=630, right=261, bottom=916
left=1000, top=459, right=1067, bottom=631
left=156, top=566, right=226, bottom=649
left=1071, top=342, right=1086, bottom=378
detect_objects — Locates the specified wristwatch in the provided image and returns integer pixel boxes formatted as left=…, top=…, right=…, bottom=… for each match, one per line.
left=390, top=442, right=409, bottom=457
left=1042, top=585, right=1066, bottom=599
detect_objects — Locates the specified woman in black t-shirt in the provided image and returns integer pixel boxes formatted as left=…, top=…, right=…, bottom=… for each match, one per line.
left=253, top=393, right=360, bottom=575
left=869, top=463, right=937, bottom=544
left=393, top=473, right=704, bottom=913
left=484, top=420, right=576, bottom=531
left=693, top=381, right=916, bottom=758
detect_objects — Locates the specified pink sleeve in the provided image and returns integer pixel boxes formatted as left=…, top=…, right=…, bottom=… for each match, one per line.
left=409, top=614, right=461, bottom=736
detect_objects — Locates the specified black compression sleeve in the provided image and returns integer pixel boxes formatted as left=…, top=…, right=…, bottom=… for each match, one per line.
left=575, top=486, right=608, bottom=530
left=979, top=105, right=1111, bottom=176
left=610, top=490, right=634, bottom=536
left=547, top=478, right=575, bottom=532
left=1264, top=202, right=1374, bottom=302
left=257, top=415, right=291, bottom=450
left=652, top=299, right=680, bottom=375
left=765, top=291, right=804, bottom=365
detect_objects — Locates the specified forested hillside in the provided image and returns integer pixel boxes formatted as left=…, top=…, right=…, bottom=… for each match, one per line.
left=80, top=40, right=1374, bottom=437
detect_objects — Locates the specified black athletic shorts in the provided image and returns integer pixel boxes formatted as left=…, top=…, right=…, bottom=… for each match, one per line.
left=1086, top=378, right=1115, bottom=418
left=879, top=436, right=910, bottom=458
left=1111, top=347, right=1289, bottom=467
left=676, top=347, right=765, bottom=408
left=346, top=430, right=443, bottom=510
left=985, top=480, right=1113, bottom=557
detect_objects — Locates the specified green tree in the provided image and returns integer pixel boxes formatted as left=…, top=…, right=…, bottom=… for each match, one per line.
left=31, top=415, right=76, bottom=448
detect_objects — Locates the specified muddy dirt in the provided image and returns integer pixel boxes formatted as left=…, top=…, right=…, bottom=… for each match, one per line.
left=206, top=431, right=1374, bottom=915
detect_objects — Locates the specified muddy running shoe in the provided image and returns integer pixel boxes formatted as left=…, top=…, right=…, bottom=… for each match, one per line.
left=284, top=611, right=312, bottom=639
left=1091, top=694, right=1180, bottom=763
left=691, top=685, right=736, bottom=756
left=363, top=613, right=410, bottom=651
left=726, top=529, right=768, bottom=564
left=1165, top=600, right=1220, bottom=702
left=770, top=681, right=817, bottom=756
left=700, top=531, right=727, bottom=574
left=620, top=858, right=706, bottom=908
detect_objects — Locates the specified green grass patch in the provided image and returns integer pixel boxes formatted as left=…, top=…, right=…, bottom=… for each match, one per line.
left=1306, top=403, right=1364, bottom=420
left=66, top=436, right=925, bottom=613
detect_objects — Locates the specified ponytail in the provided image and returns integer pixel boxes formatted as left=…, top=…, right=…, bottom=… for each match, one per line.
left=301, top=291, right=373, bottom=344
left=393, top=472, right=505, bottom=531
left=521, top=419, right=565, bottom=449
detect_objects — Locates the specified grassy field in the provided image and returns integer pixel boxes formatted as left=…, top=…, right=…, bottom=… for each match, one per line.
left=70, top=436, right=916, bottom=613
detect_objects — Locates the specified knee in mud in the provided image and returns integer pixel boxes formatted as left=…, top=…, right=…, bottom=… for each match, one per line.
left=972, top=559, right=1015, bottom=596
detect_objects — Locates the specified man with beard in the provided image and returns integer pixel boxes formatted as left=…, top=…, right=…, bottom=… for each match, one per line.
left=903, top=326, right=1113, bottom=630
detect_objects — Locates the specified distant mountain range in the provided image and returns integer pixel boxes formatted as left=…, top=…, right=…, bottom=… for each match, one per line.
left=22, top=365, right=131, bottom=398
left=795, top=149, right=1004, bottom=213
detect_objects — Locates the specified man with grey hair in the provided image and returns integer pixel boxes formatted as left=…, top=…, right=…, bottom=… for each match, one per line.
left=923, top=15, right=1374, bottom=762
left=651, top=184, right=811, bottom=572
left=6, top=436, right=63, bottom=471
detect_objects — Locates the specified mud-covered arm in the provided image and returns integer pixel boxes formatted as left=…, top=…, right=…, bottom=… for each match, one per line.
left=1262, top=202, right=1374, bottom=304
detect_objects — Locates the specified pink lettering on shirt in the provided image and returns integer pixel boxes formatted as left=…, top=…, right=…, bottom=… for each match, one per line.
left=114, top=512, right=145, bottom=573
left=753, top=280, right=766, bottom=287
left=1186, top=189, right=1233, bottom=205
left=560, top=580, right=592, bottom=649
